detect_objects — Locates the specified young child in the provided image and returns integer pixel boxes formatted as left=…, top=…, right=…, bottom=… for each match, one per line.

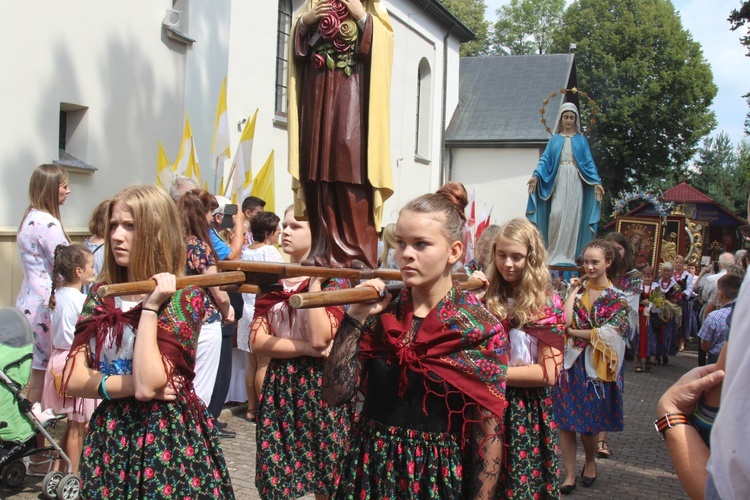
left=635, top=266, right=657, bottom=372
left=699, top=273, right=742, bottom=364
left=42, top=244, right=98, bottom=475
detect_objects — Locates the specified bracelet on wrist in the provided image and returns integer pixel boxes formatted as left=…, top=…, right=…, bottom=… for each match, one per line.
left=98, top=373, right=112, bottom=401
left=654, top=412, right=690, bottom=440
left=142, top=306, right=159, bottom=315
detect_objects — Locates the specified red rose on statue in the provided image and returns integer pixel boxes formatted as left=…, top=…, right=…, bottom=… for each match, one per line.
left=312, top=53, right=326, bottom=68
left=329, top=0, right=348, bottom=20
left=318, top=13, right=341, bottom=40
left=332, top=38, right=351, bottom=53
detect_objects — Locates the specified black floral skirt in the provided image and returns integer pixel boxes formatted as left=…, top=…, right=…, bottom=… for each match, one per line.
left=255, top=356, right=353, bottom=499
left=331, top=415, right=465, bottom=499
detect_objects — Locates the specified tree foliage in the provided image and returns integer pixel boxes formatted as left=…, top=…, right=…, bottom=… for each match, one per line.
left=729, top=0, right=750, bottom=53
left=438, top=0, right=491, bottom=57
left=690, top=132, right=747, bottom=217
left=551, top=0, right=717, bottom=220
left=492, top=0, right=565, bottom=55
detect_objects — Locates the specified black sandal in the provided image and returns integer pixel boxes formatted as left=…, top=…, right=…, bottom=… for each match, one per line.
left=635, top=366, right=643, bottom=373
left=645, top=361, right=653, bottom=371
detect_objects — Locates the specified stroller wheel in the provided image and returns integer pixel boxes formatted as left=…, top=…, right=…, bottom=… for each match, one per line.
left=55, top=474, right=80, bottom=500
left=42, top=470, right=64, bottom=498
left=1, top=460, right=27, bottom=487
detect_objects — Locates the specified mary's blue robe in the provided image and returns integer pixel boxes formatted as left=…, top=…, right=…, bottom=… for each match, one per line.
left=526, top=133, right=601, bottom=264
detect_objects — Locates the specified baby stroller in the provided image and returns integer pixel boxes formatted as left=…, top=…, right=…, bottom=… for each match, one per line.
left=0, top=308, right=80, bottom=499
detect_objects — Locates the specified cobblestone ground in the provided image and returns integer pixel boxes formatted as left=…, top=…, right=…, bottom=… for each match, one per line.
left=2, top=351, right=698, bottom=499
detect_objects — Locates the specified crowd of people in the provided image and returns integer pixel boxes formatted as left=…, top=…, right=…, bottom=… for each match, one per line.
left=11, top=156, right=749, bottom=497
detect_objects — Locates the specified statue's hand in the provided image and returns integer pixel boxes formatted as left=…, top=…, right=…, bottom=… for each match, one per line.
left=342, top=0, right=367, bottom=21
left=594, top=184, right=604, bottom=202
left=527, top=176, right=538, bottom=194
left=302, top=1, right=330, bottom=26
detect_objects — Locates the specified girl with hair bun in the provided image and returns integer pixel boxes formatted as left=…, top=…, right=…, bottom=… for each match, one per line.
left=323, top=187, right=508, bottom=499
left=16, top=164, right=71, bottom=408
left=472, top=217, right=565, bottom=498
left=554, top=239, right=628, bottom=494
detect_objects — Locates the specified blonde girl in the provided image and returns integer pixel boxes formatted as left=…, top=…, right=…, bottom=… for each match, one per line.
left=475, top=218, right=565, bottom=498
left=64, top=185, right=234, bottom=498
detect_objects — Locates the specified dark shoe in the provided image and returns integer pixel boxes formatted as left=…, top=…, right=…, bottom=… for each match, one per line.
left=581, top=467, right=597, bottom=487
left=216, top=420, right=228, bottom=430
left=216, top=428, right=236, bottom=439
left=645, top=361, right=653, bottom=371
left=662, top=356, right=669, bottom=365
left=560, top=482, right=576, bottom=495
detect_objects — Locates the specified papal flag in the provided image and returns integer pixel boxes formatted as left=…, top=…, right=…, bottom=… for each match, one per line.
left=173, top=114, right=201, bottom=184
left=156, top=141, right=172, bottom=188
left=251, top=150, right=275, bottom=213
left=226, top=109, right=258, bottom=203
left=212, top=77, right=231, bottom=172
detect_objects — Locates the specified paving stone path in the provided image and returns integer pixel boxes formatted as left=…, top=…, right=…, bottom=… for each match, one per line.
left=2, top=352, right=697, bottom=499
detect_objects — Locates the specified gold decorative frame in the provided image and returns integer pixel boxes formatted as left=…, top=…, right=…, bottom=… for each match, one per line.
left=616, top=217, right=661, bottom=271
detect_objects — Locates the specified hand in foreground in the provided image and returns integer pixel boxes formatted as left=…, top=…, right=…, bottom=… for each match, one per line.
left=143, top=273, right=177, bottom=311
left=346, top=278, right=391, bottom=323
left=657, top=364, right=724, bottom=417
left=154, top=376, right=183, bottom=401
left=470, top=270, right=489, bottom=301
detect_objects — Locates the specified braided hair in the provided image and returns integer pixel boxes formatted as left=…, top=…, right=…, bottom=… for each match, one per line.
left=50, top=244, right=92, bottom=309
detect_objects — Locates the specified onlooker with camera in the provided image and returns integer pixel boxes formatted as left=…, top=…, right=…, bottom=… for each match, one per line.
left=210, top=195, right=245, bottom=261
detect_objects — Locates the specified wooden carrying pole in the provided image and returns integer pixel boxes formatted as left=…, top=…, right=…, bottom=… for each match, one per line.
left=289, top=277, right=486, bottom=309
left=97, top=271, right=248, bottom=298
left=216, top=260, right=403, bottom=283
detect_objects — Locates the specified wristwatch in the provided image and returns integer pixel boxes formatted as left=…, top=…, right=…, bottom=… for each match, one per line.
left=654, top=412, right=690, bottom=440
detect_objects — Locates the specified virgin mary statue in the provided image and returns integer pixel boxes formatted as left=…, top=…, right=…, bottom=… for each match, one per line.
left=526, top=102, right=603, bottom=265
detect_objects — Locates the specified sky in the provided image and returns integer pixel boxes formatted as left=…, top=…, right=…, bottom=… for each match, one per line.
left=483, top=0, right=750, bottom=147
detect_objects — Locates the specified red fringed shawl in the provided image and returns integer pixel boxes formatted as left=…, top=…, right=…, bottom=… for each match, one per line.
left=66, top=282, right=207, bottom=417
left=359, top=283, right=509, bottom=421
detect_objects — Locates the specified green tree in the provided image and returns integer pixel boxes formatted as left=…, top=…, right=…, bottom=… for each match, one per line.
left=691, top=132, right=744, bottom=215
left=551, top=0, right=717, bottom=221
left=493, top=0, right=565, bottom=55
left=438, top=0, right=491, bottom=56
left=729, top=2, right=750, bottom=134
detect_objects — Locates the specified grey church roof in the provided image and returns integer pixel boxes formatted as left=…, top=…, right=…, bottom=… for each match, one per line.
left=445, top=54, right=576, bottom=146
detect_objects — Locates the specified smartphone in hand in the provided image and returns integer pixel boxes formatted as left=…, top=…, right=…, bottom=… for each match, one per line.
left=220, top=204, right=238, bottom=229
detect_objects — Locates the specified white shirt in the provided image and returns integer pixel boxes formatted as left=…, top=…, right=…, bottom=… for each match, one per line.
left=51, top=287, right=86, bottom=350
left=709, top=273, right=750, bottom=498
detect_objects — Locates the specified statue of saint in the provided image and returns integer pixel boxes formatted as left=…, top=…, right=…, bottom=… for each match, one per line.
left=526, top=102, right=604, bottom=265
left=287, top=0, right=394, bottom=268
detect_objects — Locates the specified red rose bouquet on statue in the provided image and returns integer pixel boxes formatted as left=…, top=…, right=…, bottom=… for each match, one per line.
left=313, top=0, right=359, bottom=76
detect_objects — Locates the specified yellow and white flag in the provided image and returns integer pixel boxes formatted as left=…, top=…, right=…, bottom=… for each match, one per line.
left=251, top=150, right=275, bottom=213
left=156, top=141, right=172, bottom=188
left=226, top=109, right=258, bottom=202
left=212, top=77, right=231, bottom=173
left=173, top=114, right=201, bottom=184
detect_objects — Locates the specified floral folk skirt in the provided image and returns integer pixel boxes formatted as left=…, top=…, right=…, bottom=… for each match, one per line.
left=255, top=356, right=353, bottom=499
left=331, top=415, right=465, bottom=499
left=497, top=386, right=560, bottom=499
left=80, top=395, right=234, bottom=499
left=553, top=355, right=624, bottom=435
